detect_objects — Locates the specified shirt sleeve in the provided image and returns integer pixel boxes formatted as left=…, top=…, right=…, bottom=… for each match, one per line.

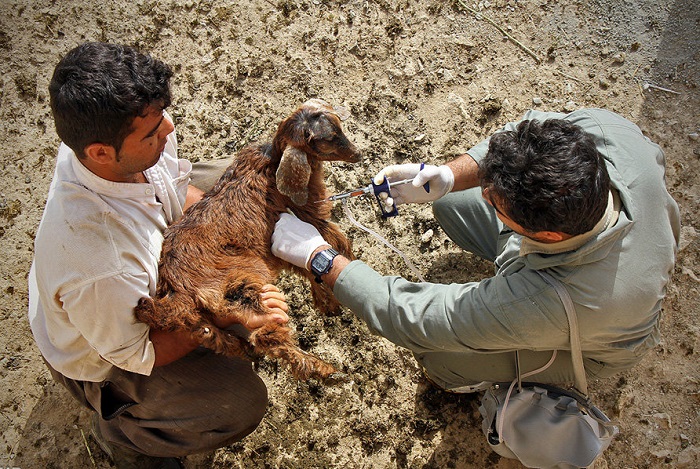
left=60, top=271, right=156, bottom=375
left=334, top=261, right=571, bottom=354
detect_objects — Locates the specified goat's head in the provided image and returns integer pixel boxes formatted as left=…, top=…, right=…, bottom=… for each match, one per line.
left=275, top=99, right=361, bottom=206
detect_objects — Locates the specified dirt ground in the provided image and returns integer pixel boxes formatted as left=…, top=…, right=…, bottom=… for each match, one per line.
left=1, top=0, right=698, bottom=468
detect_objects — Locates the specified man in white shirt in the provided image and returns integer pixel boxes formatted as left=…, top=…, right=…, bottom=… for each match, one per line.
left=28, top=42, right=288, bottom=468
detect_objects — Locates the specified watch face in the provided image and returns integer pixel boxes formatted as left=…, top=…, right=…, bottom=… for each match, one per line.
left=311, top=249, right=338, bottom=278
left=311, top=253, right=331, bottom=273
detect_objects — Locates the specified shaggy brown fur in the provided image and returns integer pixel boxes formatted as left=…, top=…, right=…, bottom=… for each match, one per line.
left=134, top=99, right=360, bottom=382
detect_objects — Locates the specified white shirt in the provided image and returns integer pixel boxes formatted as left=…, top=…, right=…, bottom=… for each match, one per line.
left=28, top=120, right=191, bottom=382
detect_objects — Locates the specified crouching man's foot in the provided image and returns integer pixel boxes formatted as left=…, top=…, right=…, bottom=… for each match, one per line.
left=419, top=365, right=491, bottom=394
left=91, top=414, right=183, bottom=469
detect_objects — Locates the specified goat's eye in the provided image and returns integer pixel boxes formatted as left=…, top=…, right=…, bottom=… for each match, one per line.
left=303, top=129, right=312, bottom=141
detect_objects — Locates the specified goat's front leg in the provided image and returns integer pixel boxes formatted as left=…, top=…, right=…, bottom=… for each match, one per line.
left=319, top=223, right=355, bottom=262
left=305, top=271, right=344, bottom=315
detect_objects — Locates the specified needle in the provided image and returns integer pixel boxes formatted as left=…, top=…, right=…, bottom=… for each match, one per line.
left=319, top=178, right=416, bottom=203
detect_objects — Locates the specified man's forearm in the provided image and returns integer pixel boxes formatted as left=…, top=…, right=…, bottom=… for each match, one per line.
left=306, top=246, right=351, bottom=289
left=150, top=328, right=200, bottom=367
left=184, top=184, right=205, bottom=211
left=446, top=153, right=481, bottom=192
left=304, top=154, right=481, bottom=287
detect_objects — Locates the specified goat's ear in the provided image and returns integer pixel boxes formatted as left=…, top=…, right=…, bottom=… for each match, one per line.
left=303, top=98, right=351, bottom=121
left=276, top=146, right=312, bottom=206
left=332, top=105, right=351, bottom=121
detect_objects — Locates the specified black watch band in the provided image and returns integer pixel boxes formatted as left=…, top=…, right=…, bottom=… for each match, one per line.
left=310, top=248, right=339, bottom=283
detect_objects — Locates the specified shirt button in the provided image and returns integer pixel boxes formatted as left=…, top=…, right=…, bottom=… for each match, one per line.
left=145, top=188, right=153, bottom=195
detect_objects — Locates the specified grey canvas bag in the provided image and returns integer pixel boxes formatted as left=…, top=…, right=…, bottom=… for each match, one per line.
left=479, top=271, right=619, bottom=469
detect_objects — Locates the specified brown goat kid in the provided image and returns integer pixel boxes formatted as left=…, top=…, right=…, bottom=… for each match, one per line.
left=134, top=99, right=360, bottom=382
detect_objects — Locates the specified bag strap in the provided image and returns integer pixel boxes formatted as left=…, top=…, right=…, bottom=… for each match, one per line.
left=536, top=270, right=588, bottom=396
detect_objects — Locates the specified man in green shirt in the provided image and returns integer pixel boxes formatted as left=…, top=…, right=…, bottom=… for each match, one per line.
left=271, top=108, right=680, bottom=391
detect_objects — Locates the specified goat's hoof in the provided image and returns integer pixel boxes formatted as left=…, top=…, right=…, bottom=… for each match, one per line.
left=136, top=296, right=154, bottom=309
left=134, top=297, right=155, bottom=321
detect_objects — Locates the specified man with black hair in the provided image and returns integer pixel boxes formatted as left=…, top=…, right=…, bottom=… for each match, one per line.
left=272, top=109, right=680, bottom=392
left=29, top=42, right=288, bottom=468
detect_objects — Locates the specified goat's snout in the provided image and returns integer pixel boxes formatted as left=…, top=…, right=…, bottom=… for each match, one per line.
left=317, top=137, right=361, bottom=164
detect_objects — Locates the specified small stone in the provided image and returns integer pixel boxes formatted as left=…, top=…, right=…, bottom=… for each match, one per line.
left=677, top=446, right=700, bottom=467
left=532, top=97, right=543, bottom=105
left=421, top=229, right=434, bottom=243
left=612, top=52, right=626, bottom=64
left=650, top=449, right=671, bottom=459
left=680, top=433, right=690, bottom=449
left=688, top=132, right=699, bottom=141
left=564, top=101, right=577, bottom=112
left=652, top=412, right=672, bottom=429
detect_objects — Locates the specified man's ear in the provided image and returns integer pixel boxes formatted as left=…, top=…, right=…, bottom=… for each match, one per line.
left=84, top=143, right=117, bottom=165
left=535, top=230, right=572, bottom=243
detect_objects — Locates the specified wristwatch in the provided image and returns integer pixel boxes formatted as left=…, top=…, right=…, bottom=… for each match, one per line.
left=310, top=248, right=339, bottom=283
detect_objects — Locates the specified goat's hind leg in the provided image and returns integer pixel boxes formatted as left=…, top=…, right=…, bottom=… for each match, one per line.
left=221, top=272, right=345, bottom=383
left=219, top=273, right=270, bottom=328
left=134, top=294, right=195, bottom=332
left=249, top=322, right=345, bottom=383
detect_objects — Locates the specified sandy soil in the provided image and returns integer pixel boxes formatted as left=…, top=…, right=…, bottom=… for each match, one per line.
left=1, top=1, right=698, bottom=468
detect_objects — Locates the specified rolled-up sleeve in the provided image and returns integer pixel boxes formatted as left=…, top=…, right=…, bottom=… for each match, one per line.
left=60, top=272, right=156, bottom=376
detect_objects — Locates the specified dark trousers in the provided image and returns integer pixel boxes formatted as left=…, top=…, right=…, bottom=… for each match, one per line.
left=48, top=347, right=268, bottom=457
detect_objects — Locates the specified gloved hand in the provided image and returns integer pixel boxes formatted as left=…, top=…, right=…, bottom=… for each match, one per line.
left=373, top=163, right=454, bottom=205
left=272, top=212, right=329, bottom=269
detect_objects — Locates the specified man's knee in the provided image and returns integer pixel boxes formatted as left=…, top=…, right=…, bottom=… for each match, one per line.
left=213, top=372, right=268, bottom=446
left=241, top=375, right=269, bottom=429
left=433, top=188, right=485, bottom=227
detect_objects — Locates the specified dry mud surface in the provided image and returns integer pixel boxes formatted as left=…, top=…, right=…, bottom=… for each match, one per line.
left=1, top=1, right=699, bottom=468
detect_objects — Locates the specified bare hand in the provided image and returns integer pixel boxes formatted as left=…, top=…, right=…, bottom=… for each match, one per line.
left=210, top=284, right=290, bottom=331
left=244, top=284, right=290, bottom=330
left=260, top=284, right=289, bottom=317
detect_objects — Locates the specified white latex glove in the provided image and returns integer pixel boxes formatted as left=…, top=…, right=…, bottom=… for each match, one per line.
left=373, top=163, right=454, bottom=205
left=272, top=212, right=329, bottom=269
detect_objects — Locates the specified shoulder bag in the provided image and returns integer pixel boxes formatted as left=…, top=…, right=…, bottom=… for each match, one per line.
left=478, top=271, right=619, bottom=469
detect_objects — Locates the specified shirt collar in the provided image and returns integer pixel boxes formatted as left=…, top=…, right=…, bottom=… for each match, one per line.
left=70, top=153, right=159, bottom=201
left=520, top=190, right=620, bottom=256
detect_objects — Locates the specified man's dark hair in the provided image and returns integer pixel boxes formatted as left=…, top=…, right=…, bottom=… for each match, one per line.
left=478, top=118, right=611, bottom=236
left=48, top=42, right=173, bottom=158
